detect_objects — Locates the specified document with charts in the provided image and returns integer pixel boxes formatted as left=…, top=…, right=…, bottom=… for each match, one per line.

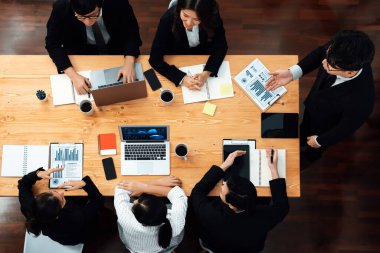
left=179, top=61, right=234, bottom=104
left=234, top=59, right=287, bottom=111
left=50, top=70, right=93, bottom=106
left=49, top=143, right=83, bottom=188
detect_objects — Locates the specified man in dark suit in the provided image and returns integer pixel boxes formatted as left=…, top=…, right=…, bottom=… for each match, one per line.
left=45, top=0, right=142, bottom=94
left=266, top=30, right=375, bottom=162
left=190, top=150, right=289, bottom=253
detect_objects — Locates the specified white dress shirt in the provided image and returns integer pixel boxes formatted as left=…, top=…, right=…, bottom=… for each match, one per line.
left=185, top=25, right=200, bottom=48
left=114, top=186, right=188, bottom=253
left=86, top=9, right=110, bottom=45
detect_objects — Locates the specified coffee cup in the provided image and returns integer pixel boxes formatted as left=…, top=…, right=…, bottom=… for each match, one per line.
left=175, top=144, right=188, bottom=160
left=79, top=99, right=94, bottom=116
left=160, top=88, right=174, bottom=105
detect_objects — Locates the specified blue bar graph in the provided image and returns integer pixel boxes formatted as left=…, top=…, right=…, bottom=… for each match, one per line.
left=55, top=147, right=79, bottom=161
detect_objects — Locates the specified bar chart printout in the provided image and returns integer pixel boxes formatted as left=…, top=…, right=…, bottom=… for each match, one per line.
left=234, top=58, right=287, bottom=111
left=49, top=143, right=83, bottom=188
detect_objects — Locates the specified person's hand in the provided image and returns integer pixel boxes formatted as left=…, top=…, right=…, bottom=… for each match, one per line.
left=117, top=181, right=148, bottom=196
left=58, top=180, right=86, bottom=191
left=220, top=150, right=247, bottom=171
left=307, top=135, right=321, bottom=148
left=182, top=75, right=202, bottom=91
left=265, top=69, right=293, bottom=91
left=192, top=71, right=210, bottom=88
left=72, top=73, right=91, bottom=95
left=36, top=168, right=64, bottom=179
left=117, top=56, right=136, bottom=83
left=150, top=176, right=182, bottom=187
left=266, top=148, right=279, bottom=179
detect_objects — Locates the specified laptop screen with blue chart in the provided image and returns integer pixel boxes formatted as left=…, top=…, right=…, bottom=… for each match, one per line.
left=119, top=126, right=170, bottom=175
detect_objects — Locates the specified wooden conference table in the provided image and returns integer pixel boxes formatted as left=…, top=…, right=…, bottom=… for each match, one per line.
left=0, top=55, right=300, bottom=197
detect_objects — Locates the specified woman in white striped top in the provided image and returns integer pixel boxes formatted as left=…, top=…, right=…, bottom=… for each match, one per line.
left=114, top=176, right=187, bottom=253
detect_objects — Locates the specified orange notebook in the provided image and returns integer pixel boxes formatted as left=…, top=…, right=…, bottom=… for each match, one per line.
left=98, top=133, right=117, bottom=155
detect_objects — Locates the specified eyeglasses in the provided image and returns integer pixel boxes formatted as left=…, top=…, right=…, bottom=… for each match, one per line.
left=74, top=10, right=100, bottom=21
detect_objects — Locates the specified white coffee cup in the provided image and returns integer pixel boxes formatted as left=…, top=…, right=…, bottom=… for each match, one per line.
left=175, top=144, right=188, bottom=160
left=160, top=88, right=174, bottom=105
left=79, top=99, right=94, bottom=116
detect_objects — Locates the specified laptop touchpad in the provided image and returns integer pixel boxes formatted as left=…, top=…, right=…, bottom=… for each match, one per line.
left=137, top=162, right=154, bottom=174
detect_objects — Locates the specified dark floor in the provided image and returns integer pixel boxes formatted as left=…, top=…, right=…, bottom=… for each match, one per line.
left=0, top=0, right=380, bottom=252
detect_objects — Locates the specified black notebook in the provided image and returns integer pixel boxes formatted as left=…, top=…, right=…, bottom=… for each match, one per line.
left=223, top=144, right=250, bottom=180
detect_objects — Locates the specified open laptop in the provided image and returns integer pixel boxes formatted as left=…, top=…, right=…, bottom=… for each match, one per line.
left=119, top=125, right=170, bottom=175
left=90, top=63, right=147, bottom=106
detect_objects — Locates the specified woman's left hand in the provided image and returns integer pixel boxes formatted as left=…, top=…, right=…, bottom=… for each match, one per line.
left=58, top=180, right=86, bottom=191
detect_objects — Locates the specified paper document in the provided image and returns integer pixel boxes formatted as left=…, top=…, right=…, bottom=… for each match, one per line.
left=50, top=70, right=93, bottom=106
left=49, top=143, right=83, bottom=188
left=234, top=59, right=287, bottom=111
left=1, top=145, right=49, bottom=177
left=180, top=61, right=234, bottom=104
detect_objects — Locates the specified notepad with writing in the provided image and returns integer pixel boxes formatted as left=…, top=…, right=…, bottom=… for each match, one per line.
left=250, top=149, right=286, bottom=187
left=1, top=145, right=49, bottom=177
left=98, top=133, right=117, bottom=155
left=179, top=61, right=234, bottom=104
left=50, top=70, right=93, bottom=106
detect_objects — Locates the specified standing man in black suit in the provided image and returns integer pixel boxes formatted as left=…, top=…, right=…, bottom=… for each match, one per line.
left=266, top=30, right=375, bottom=162
left=190, top=150, right=289, bottom=253
left=45, top=0, right=142, bottom=94
left=149, top=0, right=228, bottom=90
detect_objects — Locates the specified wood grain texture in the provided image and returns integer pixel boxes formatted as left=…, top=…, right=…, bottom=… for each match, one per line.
left=0, top=55, right=300, bottom=197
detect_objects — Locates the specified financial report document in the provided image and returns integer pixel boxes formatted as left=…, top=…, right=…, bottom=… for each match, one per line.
left=49, top=143, right=83, bottom=188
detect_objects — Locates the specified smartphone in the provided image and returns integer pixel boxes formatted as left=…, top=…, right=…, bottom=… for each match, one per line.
left=144, top=68, right=162, bottom=91
left=102, top=157, right=117, bottom=180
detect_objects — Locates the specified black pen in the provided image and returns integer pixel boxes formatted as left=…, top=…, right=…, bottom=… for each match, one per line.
left=270, top=148, right=274, bottom=163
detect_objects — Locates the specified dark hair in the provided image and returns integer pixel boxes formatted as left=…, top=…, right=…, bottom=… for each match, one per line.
left=70, top=0, right=103, bottom=15
left=172, top=0, right=220, bottom=40
left=132, top=194, right=172, bottom=248
left=326, top=30, right=375, bottom=71
left=26, top=192, right=62, bottom=236
left=225, top=175, right=257, bottom=212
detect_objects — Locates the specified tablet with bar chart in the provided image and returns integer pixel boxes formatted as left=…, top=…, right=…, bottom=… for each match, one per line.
left=234, top=58, right=287, bottom=111
left=49, top=143, right=83, bottom=188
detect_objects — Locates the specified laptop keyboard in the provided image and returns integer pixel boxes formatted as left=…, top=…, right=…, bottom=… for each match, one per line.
left=124, top=144, right=166, bottom=160
left=98, top=82, right=123, bottom=89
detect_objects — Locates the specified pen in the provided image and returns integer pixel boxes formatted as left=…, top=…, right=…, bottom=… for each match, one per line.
left=270, top=148, right=274, bottom=163
left=88, top=92, right=90, bottom=99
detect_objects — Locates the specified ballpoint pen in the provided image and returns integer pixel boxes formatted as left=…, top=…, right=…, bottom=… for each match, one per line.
left=270, top=148, right=274, bottom=163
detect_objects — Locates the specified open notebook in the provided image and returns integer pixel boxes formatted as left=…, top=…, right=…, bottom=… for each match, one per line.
left=179, top=61, right=234, bottom=104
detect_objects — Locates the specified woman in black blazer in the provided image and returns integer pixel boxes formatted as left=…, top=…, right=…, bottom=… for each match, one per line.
left=18, top=168, right=104, bottom=245
left=149, top=0, right=228, bottom=90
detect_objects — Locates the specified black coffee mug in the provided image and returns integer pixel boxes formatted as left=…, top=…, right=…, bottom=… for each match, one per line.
left=160, top=89, right=174, bottom=104
left=175, top=144, right=188, bottom=160
left=79, top=100, right=94, bottom=115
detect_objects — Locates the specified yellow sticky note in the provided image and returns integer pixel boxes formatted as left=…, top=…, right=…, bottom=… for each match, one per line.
left=203, top=102, right=217, bottom=116
left=219, top=83, right=233, bottom=96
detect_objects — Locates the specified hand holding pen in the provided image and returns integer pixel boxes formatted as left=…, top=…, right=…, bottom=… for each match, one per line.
left=266, top=148, right=279, bottom=179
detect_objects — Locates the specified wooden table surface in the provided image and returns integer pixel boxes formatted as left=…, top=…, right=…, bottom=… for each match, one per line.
left=0, top=55, right=300, bottom=197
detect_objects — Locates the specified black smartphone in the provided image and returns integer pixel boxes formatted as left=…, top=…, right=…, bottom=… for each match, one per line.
left=144, top=68, right=162, bottom=91
left=102, top=157, right=117, bottom=180
left=261, top=113, right=299, bottom=138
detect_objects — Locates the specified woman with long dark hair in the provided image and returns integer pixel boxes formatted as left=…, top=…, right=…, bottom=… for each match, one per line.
left=18, top=168, right=104, bottom=245
left=115, top=176, right=187, bottom=252
left=149, top=0, right=228, bottom=90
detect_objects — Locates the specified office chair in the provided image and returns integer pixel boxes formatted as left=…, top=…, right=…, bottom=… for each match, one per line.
left=23, top=230, right=84, bottom=253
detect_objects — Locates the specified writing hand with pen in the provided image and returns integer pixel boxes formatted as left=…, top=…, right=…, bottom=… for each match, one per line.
left=266, top=148, right=279, bottom=179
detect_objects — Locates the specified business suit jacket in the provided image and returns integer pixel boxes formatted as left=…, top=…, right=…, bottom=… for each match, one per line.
left=299, top=46, right=375, bottom=147
left=149, top=7, right=228, bottom=85
left=45, top=0, right=142, bottom=72
left=18, top=169, right=104, bottom=245
left=190, top=166, right=289, bottom=253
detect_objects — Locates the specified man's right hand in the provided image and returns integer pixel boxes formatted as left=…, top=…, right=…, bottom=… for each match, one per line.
left=265, top=69, right=293, bottom=91
left=72, top=73, right=91, bottom=95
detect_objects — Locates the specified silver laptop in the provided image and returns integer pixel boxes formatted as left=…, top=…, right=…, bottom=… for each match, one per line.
left=90, top=63, right=147, bottom=106
left=119, top=125, right=170, bottom=175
